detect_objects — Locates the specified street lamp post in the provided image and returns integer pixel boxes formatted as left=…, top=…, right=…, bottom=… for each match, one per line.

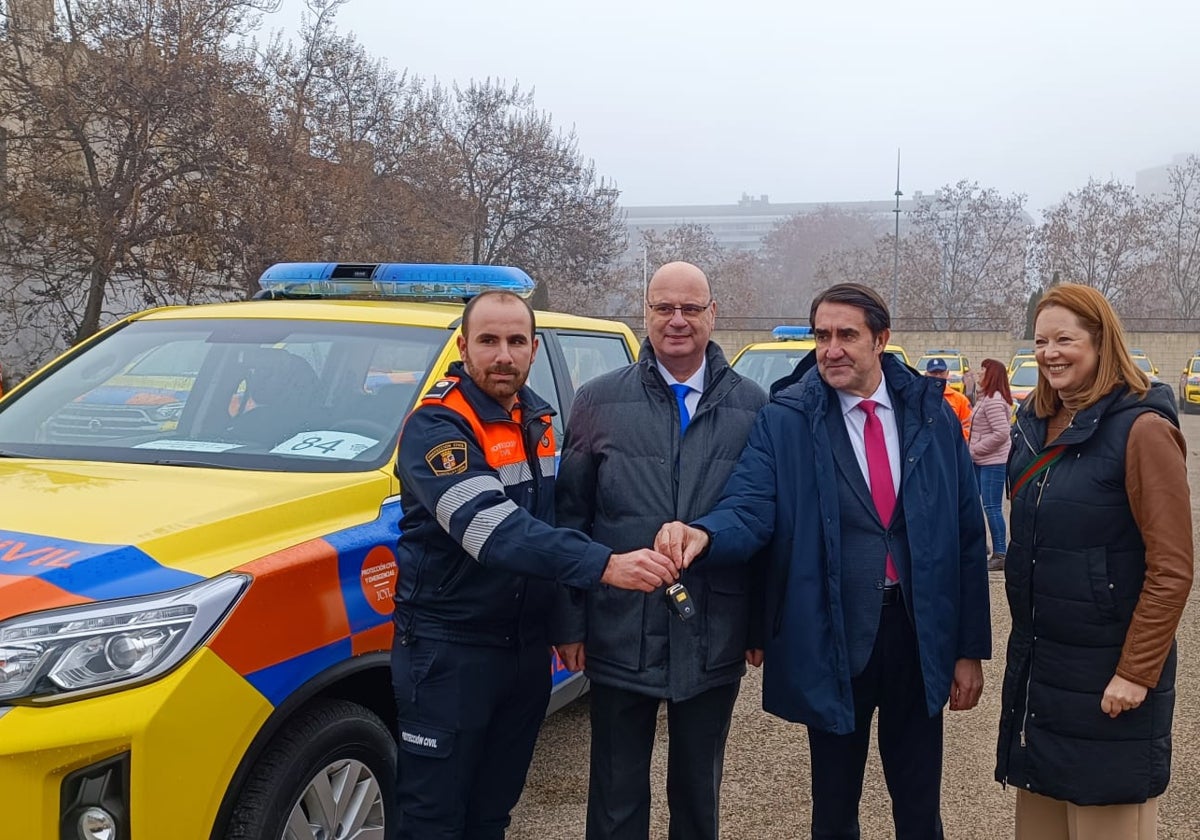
left=642, top=245, right=649, bottom=300
left=891, top=148, right=902, bottom=315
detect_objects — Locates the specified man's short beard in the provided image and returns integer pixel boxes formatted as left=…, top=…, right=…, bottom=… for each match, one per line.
left=466, top=362, right=528, bottom=402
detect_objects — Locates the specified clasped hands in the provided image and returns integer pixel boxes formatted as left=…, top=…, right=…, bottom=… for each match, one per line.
left=563, top=522, right=757, bottom=675
left=597, top=521, right=712, bottom=592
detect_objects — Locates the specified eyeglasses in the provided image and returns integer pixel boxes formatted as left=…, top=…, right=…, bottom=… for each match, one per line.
left=646, top=301, right=712, bottom=319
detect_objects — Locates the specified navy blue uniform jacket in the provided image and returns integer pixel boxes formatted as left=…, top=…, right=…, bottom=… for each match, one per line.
left=693, top=352, right=991, bottom=733
left=394, top=363, right=613, bottom=647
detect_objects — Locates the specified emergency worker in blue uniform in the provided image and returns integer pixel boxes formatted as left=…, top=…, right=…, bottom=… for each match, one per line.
left=392, top=289, right=679, bottom=840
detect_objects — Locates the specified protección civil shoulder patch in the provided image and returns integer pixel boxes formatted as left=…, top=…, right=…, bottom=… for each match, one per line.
left=422, top=378, right=458, bottom=400
left=425, top=440, right=468, bottom=476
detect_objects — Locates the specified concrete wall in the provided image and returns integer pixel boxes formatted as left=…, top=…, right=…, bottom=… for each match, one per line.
left=709, top=328, right=1200, bottom=383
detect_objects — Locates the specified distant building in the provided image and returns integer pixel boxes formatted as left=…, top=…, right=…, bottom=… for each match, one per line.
left=622, top=192, right=931, bottom=257
left=1135, top=153, right=1198, bottom=199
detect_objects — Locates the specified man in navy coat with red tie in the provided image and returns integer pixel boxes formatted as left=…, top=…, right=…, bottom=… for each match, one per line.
left=656, top=283, right=991, bottom=840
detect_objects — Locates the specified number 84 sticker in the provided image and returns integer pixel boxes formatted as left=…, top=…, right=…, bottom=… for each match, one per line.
left=270, top=431, right=380, bottom=459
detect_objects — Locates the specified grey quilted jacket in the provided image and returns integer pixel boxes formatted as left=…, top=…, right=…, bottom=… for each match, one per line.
left=553, top=339, right=767, bottom=700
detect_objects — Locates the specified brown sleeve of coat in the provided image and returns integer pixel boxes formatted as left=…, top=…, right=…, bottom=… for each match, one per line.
left=1119, top=413, right=1194, bottom=687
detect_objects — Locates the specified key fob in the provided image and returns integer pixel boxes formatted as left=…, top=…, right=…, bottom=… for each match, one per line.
left=666, top=582, right=695, bottom=620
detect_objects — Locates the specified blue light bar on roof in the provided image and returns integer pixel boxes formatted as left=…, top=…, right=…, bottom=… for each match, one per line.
left=257, top=262, right=536, bottom=300
left=772, top=325, right=813, bottom=340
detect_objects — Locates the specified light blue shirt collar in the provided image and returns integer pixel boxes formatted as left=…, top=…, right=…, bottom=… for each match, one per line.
left=657, top=358, right=706, bottom=396
left=658, top=358, right=706, bottom=418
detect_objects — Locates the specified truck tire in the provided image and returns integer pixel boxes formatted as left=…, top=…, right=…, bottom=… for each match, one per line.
left=224, top=698, right=395, bottom=840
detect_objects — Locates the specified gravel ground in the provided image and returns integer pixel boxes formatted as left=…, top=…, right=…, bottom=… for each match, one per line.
left=509, top=411, right=1200, bottom=839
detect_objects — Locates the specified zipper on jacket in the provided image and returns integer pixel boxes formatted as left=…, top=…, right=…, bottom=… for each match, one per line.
left=1017, top=417, right=1039, bottom=457
left=435, top=554, right=472, bottom=593
left=1019, top=459, right=1054, bottom=749
left=687, top=363, right=730, bottom=426
left=520, top=413, right=549, bottom=511
left=1020, top=603, right=1035, bottom=748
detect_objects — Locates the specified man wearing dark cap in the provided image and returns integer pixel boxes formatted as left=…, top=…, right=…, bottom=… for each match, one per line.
left=925, top=357, right=972, bottom=440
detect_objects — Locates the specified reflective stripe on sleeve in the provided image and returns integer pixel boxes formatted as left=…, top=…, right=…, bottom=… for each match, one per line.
left=435, top=475, right=506, bottom=532
left=462, top=500, right=520, bottom=559
left=539, top=455, right=556, bottom=477
left=497, top=461, right=533, bottom=488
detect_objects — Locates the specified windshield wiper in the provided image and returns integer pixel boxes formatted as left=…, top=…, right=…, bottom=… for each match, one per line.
left=148, top=459, right=240, bottom=469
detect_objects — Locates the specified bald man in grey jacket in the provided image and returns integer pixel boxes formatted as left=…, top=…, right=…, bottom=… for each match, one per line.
left=554, top=262, right=767, bottom=840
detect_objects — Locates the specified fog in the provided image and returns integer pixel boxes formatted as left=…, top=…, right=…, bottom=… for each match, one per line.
left=275, top=0, right=1200, bottom=211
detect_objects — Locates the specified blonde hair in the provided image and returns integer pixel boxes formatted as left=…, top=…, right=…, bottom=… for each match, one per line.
left=1030, top=284, right=1149, bottom=417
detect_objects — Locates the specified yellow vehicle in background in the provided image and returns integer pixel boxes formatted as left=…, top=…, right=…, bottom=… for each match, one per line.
left=0, top=262, right=639, bottom=840
left=914, top=349, right=971, bottom=395
left=1010, top=360, right=1040, bottom=410
left=1008, top=347, right=1034, bottom=375
left=730, top=326, right=910, bottom=393
left=1178, top=351, right=1200, bottom=414
left=1128, top=348, right=1162, bottom=384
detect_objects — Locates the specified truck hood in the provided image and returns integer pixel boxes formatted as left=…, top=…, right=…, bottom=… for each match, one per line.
left=0, top=459, right=395, bottom=618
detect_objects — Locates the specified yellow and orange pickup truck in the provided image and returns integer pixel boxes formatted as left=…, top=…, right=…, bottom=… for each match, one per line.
left=0, top=262, right=638, bottom=840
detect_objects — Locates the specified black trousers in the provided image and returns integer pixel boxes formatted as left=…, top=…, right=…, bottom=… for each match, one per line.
left=586, top=680, right=740, bottom=840
left=806, top=599, right=945, bottom=840
left=391, top=637, right=550, bottom=840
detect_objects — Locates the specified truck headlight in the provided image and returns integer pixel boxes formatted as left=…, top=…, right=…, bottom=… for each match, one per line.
left=0, top=574, right=247, bottom=703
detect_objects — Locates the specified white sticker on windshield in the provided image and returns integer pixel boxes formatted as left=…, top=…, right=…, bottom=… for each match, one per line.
left=270, top=431, right=379, bottom=460
left=134, top=440, right=242, bottom=452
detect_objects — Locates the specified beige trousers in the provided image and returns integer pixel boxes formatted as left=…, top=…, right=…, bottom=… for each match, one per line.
left=1015, top=789, right=1157, bottom=840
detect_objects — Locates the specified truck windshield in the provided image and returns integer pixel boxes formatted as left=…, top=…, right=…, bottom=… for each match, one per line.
left=0, top=318, right=447, bottom=473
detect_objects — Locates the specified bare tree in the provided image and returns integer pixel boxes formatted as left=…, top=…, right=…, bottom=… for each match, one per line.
left=636, top=223, right=765, bottom=316
left=641, top=223, right=724, bottom=274
left=716, top=249, right=766, bottom=317
left=814, top=234, right=940, bottom=328
left=566, top=259, right=643, bottom=319
left=812, top=183, right=1030, bottom=331
left=1035, top=178, right=1154, bottom=314
left=760, top=206, right=884, bottom=314
left=0, top=0, right=629, bottom=378
left=903, top=181, right=1031, bottom=331
left=403, top=79, right=625, bottom=300
left=0, top=0, right=275, bottom=348
left=224, top=0, right=456, bottom=294
left=815, top=238, right=892, bottom=291
left=1151, top=155, right=1200, bottom=322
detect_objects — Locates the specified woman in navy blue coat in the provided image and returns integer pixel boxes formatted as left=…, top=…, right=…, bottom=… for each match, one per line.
left=998, top=284, right=1192, bottom=840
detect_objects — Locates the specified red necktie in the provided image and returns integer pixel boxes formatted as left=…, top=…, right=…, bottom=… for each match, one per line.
left=858, top=399, right=899, bottom=584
